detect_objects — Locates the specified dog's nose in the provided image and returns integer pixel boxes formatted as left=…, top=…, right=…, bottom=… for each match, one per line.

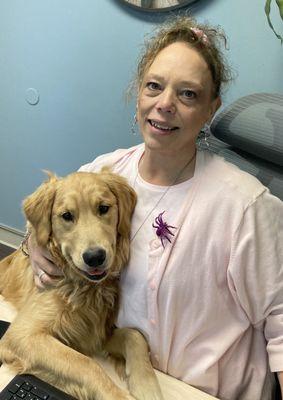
left=82, top=248, right=106, bottom=267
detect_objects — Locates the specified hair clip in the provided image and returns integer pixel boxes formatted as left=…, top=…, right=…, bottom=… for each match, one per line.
left=191, top=27, right=209, bottom=45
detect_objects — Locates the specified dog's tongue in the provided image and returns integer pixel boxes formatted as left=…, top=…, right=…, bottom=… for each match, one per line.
left=88, top=268, right=105, bottom=276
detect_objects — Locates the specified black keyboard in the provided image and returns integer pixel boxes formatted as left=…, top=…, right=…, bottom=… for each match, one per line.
left=0, top=374, right=76, bottom=400
left=0, top=321, right=9, bottom=341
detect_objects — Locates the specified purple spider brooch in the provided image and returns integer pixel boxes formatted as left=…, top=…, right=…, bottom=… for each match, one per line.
left=152, top=211, right=176, bottom=248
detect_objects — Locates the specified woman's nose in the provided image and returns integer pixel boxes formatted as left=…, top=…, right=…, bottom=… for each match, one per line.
left=156, top=90, right=176, bottom=114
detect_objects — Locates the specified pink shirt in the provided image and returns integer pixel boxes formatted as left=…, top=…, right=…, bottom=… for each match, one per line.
left=80, top=144, right=283, bottom=400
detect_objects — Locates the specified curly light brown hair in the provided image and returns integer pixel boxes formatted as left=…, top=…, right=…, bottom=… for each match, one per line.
left=131, top=15, right=232, bottom=99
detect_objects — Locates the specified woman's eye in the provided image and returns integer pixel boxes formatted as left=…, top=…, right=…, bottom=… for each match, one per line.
left=99, top=205, right=110, bottom=215
left=61, top=211, right=74, bottom=222
left=182, top=90, right=196, bottom=99
left=146, top=82, right=161, bottom=91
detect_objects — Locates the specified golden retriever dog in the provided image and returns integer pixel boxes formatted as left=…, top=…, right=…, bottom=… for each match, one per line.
left=0, top=170, right=163, bottom=400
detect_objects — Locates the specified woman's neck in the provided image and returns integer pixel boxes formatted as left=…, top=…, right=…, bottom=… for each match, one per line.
left=139, top=146, right=197, bottom=186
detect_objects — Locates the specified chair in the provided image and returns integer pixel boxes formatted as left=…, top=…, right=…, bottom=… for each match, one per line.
left=206, top=93, right=283, bottom=201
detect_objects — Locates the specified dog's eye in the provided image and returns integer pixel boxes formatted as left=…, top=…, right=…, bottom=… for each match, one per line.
left=98, top=205, right=109, bottom=215
left=61, top=211, right=74, bottom=222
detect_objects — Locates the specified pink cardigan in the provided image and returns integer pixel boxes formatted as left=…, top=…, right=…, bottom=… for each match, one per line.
left=80, top=144, right=283, bottom=400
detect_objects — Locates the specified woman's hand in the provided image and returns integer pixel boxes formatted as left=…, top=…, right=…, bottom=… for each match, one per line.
left=27, top=233, right=63, bottom=289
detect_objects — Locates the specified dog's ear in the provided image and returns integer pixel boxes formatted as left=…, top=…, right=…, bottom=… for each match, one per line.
left=23, top=172, right=59, bottom=247
left=101, top=168, right=137, bottom=238
left=101, top=168, right=137, bottom=266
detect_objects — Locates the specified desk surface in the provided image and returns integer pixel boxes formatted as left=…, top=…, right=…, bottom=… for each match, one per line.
left=0, top=295, right=217, bottom=400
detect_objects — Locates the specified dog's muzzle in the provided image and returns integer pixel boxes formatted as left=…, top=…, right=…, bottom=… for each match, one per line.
left=81, top=247, right=108, bottom=282
left=82, top=248, right=106, bottom=267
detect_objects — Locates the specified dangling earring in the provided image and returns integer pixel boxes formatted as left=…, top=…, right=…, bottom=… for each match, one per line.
left=197, top=123, right=211, bottom=149
left=130, top=114, right=137, bottom=136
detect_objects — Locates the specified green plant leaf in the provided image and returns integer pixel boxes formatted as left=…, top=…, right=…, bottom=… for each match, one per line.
left=275, top=0, right=283, bottom=19
left=265, top=0, right=283, bottom=42
left=265, top=0, right=271, bottom=13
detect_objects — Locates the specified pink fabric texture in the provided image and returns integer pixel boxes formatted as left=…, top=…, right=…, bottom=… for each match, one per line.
left=79, top=144, right=283, bottom=400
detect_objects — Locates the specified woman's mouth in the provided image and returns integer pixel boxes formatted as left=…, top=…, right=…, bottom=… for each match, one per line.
left=148, top=119, right=179, bottom=133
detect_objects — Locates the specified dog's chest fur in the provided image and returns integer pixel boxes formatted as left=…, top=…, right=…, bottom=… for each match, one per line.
left=52, top=280, right=119, bottom=356
left=0, top=250, right=119, bottom=357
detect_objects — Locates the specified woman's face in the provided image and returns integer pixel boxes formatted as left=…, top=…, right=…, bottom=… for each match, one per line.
left=137, top=42, right=220, bottom=156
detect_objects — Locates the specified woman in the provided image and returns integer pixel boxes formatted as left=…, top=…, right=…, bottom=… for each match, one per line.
left=27, top=16, right=283, bottom=400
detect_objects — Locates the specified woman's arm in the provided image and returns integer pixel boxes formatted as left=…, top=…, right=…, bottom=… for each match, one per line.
left=229, top=191, right=283, bottom=385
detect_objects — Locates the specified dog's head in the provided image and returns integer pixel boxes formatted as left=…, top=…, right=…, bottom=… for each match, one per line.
left=23, top=170, right=136, bottom=283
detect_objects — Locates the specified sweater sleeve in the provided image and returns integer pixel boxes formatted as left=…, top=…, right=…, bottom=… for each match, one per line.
left=228, top=191, right=283, bottom=372
left=78, top=145, right=141, bottom=173
left=78, top=148, right=127, bottom=173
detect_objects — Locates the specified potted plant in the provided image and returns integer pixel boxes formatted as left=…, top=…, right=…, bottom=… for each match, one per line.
left=265, top=0, right=283, bottom=42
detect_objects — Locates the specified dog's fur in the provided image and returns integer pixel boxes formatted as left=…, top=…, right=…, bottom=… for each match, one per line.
left=0, top=171, right=163, bottom=400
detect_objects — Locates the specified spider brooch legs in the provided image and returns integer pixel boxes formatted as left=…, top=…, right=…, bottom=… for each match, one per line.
left=152, top=211, right=177, bottom=248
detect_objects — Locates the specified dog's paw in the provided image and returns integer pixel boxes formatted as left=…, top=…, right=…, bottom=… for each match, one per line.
left=111, top=391, right=135, bottom=400
left=128, top=374, right=164, bottom=400
left=125, top=394, right=136, bottom=400
left=129, top=386, right=164, bottom=400
left=100, top=387, right=135, bottom=400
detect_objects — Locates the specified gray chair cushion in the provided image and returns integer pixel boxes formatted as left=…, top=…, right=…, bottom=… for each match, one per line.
left=211, top=93, right=283, bottom=166
left=206, top=135, right=283, bottom=201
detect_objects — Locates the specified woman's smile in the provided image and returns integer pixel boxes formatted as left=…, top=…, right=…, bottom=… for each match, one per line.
left=148, top=118, right=179, bottom=135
